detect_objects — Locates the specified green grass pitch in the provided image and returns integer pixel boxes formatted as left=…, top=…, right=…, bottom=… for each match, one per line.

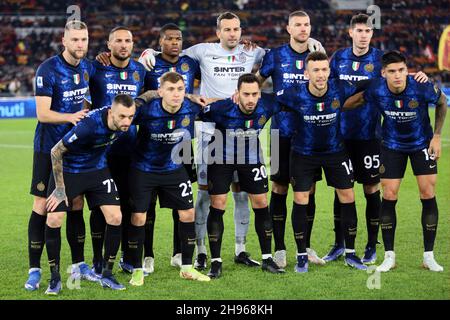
left=0, top=111, right=448, bottom=300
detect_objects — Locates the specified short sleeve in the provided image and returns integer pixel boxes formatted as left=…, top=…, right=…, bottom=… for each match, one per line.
left=62, top=117, right=93, bottom=150
left=424, top=82, right=442, bottom=105
left=254, top=47, right=267, bottom=65
left=35, top=64, right=54, bottom=97
left=259, top=49, right=275, bottom=79
left=183, top=43, right=205, bottom=62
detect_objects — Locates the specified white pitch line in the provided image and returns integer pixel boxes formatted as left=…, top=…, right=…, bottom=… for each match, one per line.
left=0, top=144, right=32, bottom=149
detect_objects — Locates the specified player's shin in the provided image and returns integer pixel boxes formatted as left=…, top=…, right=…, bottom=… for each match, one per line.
left=179, top=221, right=196, bottom=266
left=341, top=202, right=358, bottom=251
left=380, top=199, right=397, bottom=251
left=103, top=224, right=122, bottom=276
left=195, top=189, right=209, bottom=255
left=128, top=224, right=145, bottom=269
left=207, top=207, right=225, bottom=260
left=28, top=211, right=47, bottom=269
left=66, top=210, right=85, bottom=264
left=365, top=191, right=381, bottom=247
left=270, top=192, right=287, bottom=251
left=333, top=192, right=345, bottom=246
left=45, top=224, right=61, bottom=279
left=421, top=197, right=439, bottom=252
left=144, top=203, right=156, bottom=258
left=172, top=209, right=181, bottom=256
left=233, top=191, right=250, bottom=255
left=306, top=193, right=316, bottom=249
left=254, top=207, right=273, bottom=257
left=292, top=203, right=308, bottom=254
left=90, top=208, right=106, bottom=266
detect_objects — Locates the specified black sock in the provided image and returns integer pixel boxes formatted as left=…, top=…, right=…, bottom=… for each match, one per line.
left=207, top=206, right=225, bottom=259
left=254, top=207, right=272, bottom=255
left=179, top=221, right=195, bottom=265
left=306, top=193, right=316, bottom=248
left=144, top=202, right=156, bottom=258
left=333, top=192, right=344, bottom=246
left=365, top=191, right=381, bottom=247
left=66, top=210, right=85, bottom=264
left=128, top=224, right=145, bottom=268
left=90, top=208, right=106, bottom=265
left=172, top=209, right=181, bottom=256
left=269, top=192, right=287, bottom=251
left=28, top=211, right=46, bottom=269
left=421, top=197, right=439, bottom=252
left=341, top=202, right=358, bottom=250
left=102, top=224, right=121, bottom=277
left=45, top=225, right=61, bottom=279
left=291, top=202, right=308, bottom=254
left=380, top=198, right=397, bottom=251
left=121, top=207, right=131, bottom=263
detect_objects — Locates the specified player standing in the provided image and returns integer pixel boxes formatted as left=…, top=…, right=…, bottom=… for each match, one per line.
left=344, top=51, right=447, bottom=272
left=88, top=26, right=148, bottom=276
left=256, top=10, right=326, bottom=268
left=25, top=20, right=97, bottom=291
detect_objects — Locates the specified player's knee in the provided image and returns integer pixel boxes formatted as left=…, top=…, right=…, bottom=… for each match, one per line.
left=71, top=196, right=84, bottom=211
left=211, top=195, right=227, bottom=210
left=363, top=183, right=379, bottom=194
left=294, top=192, right=309, bottom=205
left=336, top=189, right=355, bottom=203
left=419, top=188, right=435, bottom=200
left=131, top=213, right=146, bottom=226
left=250, top=195, right=268, bottom=209
left=272, top=182, right=288, bottom=195
left=382, top=188, right=398, bottom=201
left=179, top=209, right=195, bottom=223
left=46, top=212, right=64, bottom=228
left=32, top=196, right=47, bottom=215
left=104, top=211, right=122, bottom=226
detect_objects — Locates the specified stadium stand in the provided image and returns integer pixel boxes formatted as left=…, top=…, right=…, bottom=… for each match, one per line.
left=0, top=0, right=448, bottom=96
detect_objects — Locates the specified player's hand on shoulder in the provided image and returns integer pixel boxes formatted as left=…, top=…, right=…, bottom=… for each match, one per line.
left=187, top=94, right=209, bottom=107
left=307, top=37, right=326, bottom=53
left=241, top=38, right=257, bottom=51
left=138, top=48, right=157, bottom=71
left=68, top=109, right=89, bottom=125
left=232, top=91, right=239, bottom=104
left=412, top=71, right=429, bottom=83
left=96, top=52, right=111, bottom=66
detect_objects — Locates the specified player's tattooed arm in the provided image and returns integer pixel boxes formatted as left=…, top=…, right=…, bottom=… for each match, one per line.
left=342, top=91, right=365, bottom=110
left=255, top=71, right=267, bottom=85
left=135, top=90, right=160, bottom=107
left=428, top=92, right=448, bottom=160
left=46, top=140, right=69, bottom=211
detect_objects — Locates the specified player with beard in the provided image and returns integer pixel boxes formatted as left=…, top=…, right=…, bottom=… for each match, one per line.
left=25, top=20, right=98, bottom=291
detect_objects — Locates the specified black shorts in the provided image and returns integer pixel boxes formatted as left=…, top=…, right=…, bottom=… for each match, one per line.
left=344, top=139, right=381, bottom=185
left=47, top=168, right=120, bottom=212
left=30, top=152, right=52, bottom=197
left=129, top=167, right=194, bottom=212
left=107, top=155, right=132, bottom=212
left=270, top=137, right=322, bottom=185
left=380, top=145, right=438, bottom=179
left=290, top=150, right=354, bottom=192
left=207, top=163, right=269, bottom=195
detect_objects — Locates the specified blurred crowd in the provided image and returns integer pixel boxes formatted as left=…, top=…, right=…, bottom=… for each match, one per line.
left=0, top=0, right=448, bottom=95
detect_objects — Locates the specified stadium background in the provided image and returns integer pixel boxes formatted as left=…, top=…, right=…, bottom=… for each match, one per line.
left=0, top=0, right=449, bottom=300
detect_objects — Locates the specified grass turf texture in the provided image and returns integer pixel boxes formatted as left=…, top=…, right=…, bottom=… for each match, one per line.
left=0, top=112, right=448, bottom=300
